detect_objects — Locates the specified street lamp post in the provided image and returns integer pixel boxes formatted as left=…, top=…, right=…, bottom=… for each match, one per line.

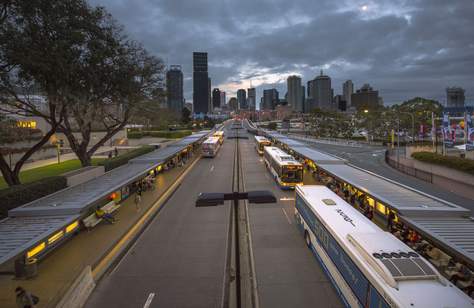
left=399, top=111, right=415, bottom=143
left=196, top=190, right=276, bottom=308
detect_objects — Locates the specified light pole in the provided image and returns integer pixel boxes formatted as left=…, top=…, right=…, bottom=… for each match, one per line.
left=398, top=111, right=415, bottom=143
left=196, top=191, right=276, bottom=308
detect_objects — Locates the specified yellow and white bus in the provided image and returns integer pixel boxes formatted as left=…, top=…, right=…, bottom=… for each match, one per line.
left=254, top=136, right=271, bottom=155
left=202, top=137, right=221, bottom=158
left=263, top=146, right=303, bottom=189
left=213, top=131, right=225, bottom=145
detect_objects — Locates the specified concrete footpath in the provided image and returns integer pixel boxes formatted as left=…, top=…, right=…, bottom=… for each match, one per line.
left=0, top=152, right=199, bottom=308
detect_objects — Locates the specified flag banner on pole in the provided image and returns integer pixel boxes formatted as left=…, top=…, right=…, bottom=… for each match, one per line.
left=442, top=113, right=453, bottom=147
left=467, top=113, right=474, bottom=151
left=431, top=112, right=436, bottom=144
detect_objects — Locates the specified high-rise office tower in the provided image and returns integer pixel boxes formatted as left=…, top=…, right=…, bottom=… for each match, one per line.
left=351, top=84, right=380, bottom=110
left=220, top=91, right=226, bottom=107
left=287, top=75, right=303, bottom=112
left=166, top=65, right=184, bottom=113
left=208, top=77, right=212, bottom=112
left=237, top=89, right=247, bottom=110
left=229, top=97, right=238, bottom=111
left=446, top=87, right=465, bottom=107
left=247, top=88, right=256, bottom=111
left=313, top=70, right=332, bottom=110
left=262, top=89, right=279, bottom=110
left=343, top=80, right=354, bottom=108
left=193, top=52, right=209, bottom=114
left=212, top=88, right=221, bottom=110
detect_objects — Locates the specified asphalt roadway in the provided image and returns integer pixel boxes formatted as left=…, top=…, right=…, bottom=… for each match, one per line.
left=86, top=123, right=343, bottom=308
left=239, top=131, right=343, bottom=308
left=303, top=141, right=474, bottom=212
left=86, top=126, right=234, bottom=308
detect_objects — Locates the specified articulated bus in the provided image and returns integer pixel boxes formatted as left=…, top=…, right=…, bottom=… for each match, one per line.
left=201, top=137, right=221, bottom=158
left=263, top=146, right=303, bottom=189
left=254, top=135, right=271, bottom=155
left=295, top=185, right=472, bottom=308
left=213, top=131, right=225, bottom=145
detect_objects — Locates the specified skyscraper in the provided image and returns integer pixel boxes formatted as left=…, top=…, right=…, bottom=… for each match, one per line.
left=208, top=77, right=212, bottom=113
left=193, top=52, right=209, bottom=114
left=343, top=80, right=353, bottom=108
left=351, top=84, right=379, bottom=110
left=262, top=89, right=279, bottom=110
left=212, top=88, right=221, bottom=110
left=237, top=89, right=247, bottom=110
left=220, top=91, right=226, bottom=107
left=446, top=87, right=465, bottom=107
left=166, top=65, right=184, bottom=113
left=229, top=97, right=238, bottom=111
left=313, top=70, right=332, bottom=110
left=287, top=75, right=303, bottom=112
left=247, top=88, right=256, bottom=111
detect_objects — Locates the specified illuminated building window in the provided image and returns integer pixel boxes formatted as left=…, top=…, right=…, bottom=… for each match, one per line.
left=65, top=221, right=79, bottom=233
left=27, top=242, right=46, bottom=259
left=48, top=231, right=64, bottom=245
left=376, top=202, right=386, bottom=215
left=17, top=120, right=37, bottom=129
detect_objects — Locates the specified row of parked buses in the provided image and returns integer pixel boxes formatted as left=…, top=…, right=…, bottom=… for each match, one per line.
left=254, top=135, right=303, bottom=189
left=253, top=133, right=472, bottom=307
left=201, top=130, right=225, bottom=158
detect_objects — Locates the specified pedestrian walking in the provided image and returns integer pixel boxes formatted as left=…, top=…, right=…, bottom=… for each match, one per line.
left=134, top=193, right=141, bottom=210
left=15, top=287, right=38, bottom=308
left=114, top=147, right=118, bottom=157
left=387, top=211, right=396, bottom=231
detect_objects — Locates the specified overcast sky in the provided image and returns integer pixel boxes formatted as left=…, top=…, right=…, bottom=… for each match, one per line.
left=91, top=0, right=474, bottom=106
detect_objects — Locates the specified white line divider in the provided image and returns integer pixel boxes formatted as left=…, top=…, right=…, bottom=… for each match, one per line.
left=143, top=293, right=155, bottom=308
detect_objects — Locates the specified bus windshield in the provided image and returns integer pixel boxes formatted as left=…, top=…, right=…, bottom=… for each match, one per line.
left=282, top=167, right=303, bottom=183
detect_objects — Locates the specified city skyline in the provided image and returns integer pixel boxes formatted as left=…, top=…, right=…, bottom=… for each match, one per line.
left=90, top=0, right=473, bottom=105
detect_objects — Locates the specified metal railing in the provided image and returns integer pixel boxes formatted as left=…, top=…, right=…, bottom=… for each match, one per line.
left=385, top=150, right=433, bottom=183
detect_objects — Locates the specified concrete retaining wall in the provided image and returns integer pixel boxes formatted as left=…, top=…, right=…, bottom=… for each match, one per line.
left=56, top=265, right=95, bottom=308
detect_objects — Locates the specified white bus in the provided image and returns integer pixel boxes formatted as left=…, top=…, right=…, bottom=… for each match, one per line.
left=254, top=135, right=271, bottom=155
left=263, top=146, right=303, bottom=189
left=213, top=131, right=225, bottom=144
left=295, top=185, right=472, bottom=308
left=201, top=137, right=221, bottom=158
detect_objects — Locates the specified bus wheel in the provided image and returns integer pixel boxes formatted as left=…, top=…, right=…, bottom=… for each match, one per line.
left=304, top=230, right=311, bottom=248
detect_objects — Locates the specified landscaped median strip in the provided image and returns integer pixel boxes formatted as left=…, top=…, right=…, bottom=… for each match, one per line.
left=91, top=154, right=201, bottom=280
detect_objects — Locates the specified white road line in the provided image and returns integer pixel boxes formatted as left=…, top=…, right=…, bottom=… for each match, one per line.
left=143, top=293, right=155, bottom=308
left=281, top=208, right=292, bottom=225
left=210, top=165, right=214, bottom=172
left=279, top=197, right=295, bottom=201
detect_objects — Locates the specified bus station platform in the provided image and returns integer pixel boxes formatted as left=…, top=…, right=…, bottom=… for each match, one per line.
left=0, top=131, right=210, bottom=300
left=263, top=130, right=474, bottom=273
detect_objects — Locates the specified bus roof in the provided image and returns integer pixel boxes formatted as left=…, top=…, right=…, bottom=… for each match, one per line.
left=254, top=135, right=270, bottom=143
left=203, top=136, right=220, bottom=144
left=264, top=146, right=302, bottom=166
left=297, top=185, right=473, bottom=308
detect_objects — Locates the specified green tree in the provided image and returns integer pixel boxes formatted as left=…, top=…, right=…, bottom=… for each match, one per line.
left=181, top=107, right=191, bottom=124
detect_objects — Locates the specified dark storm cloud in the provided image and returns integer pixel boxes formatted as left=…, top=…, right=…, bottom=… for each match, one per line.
left=90, top=0, right=474, bottom=105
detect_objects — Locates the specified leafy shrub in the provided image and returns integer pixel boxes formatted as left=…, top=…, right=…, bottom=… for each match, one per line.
left=0, top=176, right=67, bottom=217
left=411, top=151, right=474, bottom=175
left=98, top=145, right=154, bottom=171
left=127, top=130, right=191, bottom=139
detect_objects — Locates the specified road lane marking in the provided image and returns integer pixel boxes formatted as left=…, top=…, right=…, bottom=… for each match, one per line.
left=279, top=197, right=295, bottom=201
left=143, top=293, right=155, bottom=308
left=281, top=208, right=292, bottom=225
left=210, top=165, right=214, bottom=172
